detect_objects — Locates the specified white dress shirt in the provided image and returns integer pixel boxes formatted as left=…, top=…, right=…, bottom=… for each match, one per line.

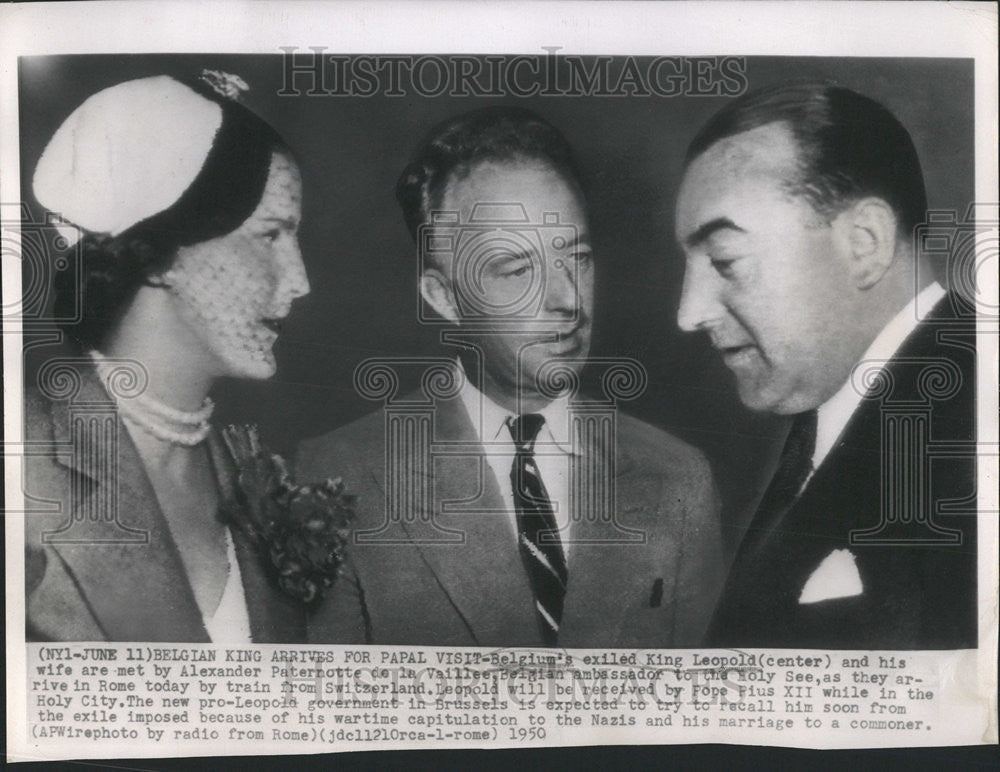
left=456, top=364, right=578, bottom=556
left=203, top=528, right=253, bottom=643
left=812, top=281, right=946, bottom=474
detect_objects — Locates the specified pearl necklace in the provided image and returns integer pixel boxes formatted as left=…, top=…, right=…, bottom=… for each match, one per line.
left=89, top=350, right=214, bottom=446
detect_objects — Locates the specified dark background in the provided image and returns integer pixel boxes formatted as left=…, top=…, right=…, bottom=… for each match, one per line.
left=18, top=55, right=974, bottom=555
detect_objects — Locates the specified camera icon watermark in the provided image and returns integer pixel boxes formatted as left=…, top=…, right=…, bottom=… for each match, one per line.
left=848, top=202, right=1000, bottom=547
left=913, top=203, right=999, bottom=321
left=418, top=204, right=581, bottom=324
left=15, top=357, right=151, bottom=545
left=1, top=203, right=82, bottom=328
left=847, top=353, right=991, bottom=548
left=352, top=349, right=648, bottom=546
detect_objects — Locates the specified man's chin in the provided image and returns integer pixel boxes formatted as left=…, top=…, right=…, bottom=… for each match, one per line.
left=736, top=380, right=820, bottom=416
left=522, top=356, right=585, bottom=400
left=734, top=373, right=782, bottom=414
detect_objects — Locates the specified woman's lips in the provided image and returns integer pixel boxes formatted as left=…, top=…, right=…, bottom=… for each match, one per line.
left=260, top=318, right=284, bottom=335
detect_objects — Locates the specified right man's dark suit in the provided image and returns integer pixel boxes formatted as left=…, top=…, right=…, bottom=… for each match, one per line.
left=297, top=392, right=724, bottom=648
left=707, top=294, right=978, bottom=649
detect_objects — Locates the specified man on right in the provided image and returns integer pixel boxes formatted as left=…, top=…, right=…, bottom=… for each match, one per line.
left=675, top=82, right=978, bottom=649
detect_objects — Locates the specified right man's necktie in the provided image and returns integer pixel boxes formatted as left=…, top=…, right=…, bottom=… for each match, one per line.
left=729, top=408, right=819, bottom=567
left=706, top=409, right=818, bottom=644
left=754, top=409, right=819, bottom=526
left=508, top=413, right=568, bottom=646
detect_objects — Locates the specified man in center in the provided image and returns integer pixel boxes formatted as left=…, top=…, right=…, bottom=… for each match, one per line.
left=299, top=106, right=723, bottom=647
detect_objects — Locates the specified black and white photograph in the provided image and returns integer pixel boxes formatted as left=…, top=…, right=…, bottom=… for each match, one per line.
left=3, top=0, right=997, bottom=762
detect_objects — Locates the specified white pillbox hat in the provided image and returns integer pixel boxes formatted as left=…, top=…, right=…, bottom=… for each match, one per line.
left=33, top=75, right=224, bottom=244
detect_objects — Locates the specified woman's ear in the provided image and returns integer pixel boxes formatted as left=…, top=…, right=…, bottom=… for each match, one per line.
left=835, top=197, right=899, bottom=290
left=419, top=267, right=459, bottom=323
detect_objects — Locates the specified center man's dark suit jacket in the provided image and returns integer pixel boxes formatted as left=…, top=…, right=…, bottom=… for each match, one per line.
left=297, top=392, right=725, bottom=647
left=24, top=364, right=306, bottom=642
left=707, top=294, right=978, bottom=649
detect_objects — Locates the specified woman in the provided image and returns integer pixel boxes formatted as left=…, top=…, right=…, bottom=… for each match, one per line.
left=25, top=72, right=326, bottom=643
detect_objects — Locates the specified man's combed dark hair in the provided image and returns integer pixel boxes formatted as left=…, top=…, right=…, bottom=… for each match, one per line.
left=685, top=81, right=928, bottom=234
left=396, top=106, right=582, bottom=242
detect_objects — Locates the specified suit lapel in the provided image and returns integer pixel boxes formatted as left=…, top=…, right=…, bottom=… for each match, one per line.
left=396, top=395, right=540, bottom=646
left=47, top=367, right=208, bottom=642
left=788, top=294, right=958, bottom=545
left=711, top=294, right=972, bottom=641
left=558, top=427, right=657, bottom=647
left=207, top=432, right=306, bottom=643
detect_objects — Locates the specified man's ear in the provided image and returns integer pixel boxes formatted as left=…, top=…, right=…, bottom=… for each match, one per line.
left=419, top=268, right=459, bottom=323
left=835, top=197, right=899, bottom=290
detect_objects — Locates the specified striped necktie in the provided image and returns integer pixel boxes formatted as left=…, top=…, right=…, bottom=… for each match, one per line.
left=508, top=413, right=568, bottom=646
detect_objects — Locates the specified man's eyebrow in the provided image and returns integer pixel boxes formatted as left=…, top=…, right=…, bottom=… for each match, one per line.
left=485, top=232, right=592, bottom=265
left=685, top=217, right=744, bottom=248
left=489, top=247, right=534, bottom=265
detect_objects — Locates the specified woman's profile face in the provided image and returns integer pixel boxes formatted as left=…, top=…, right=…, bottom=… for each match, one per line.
left=166, top=151, right=309, bottom=379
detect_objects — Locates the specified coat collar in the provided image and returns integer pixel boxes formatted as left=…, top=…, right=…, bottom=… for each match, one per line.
left=807, top=291, right=972, bottom=500
left=375, top=389, right=636, bottom=490
left=737, top=292, right=974, bottom=564
left=373, top=391, right=650, bottom=646
left=46, top=365, right=210, bottom=641
left=45, top=364, right=304, bottom=642
left=393, top=393, right=538, bottom=645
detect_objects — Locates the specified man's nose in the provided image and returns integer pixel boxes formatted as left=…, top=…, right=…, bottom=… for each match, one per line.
left=542, top=258, right=579, bottom=314
left=676, top=259, right=723, bottom=333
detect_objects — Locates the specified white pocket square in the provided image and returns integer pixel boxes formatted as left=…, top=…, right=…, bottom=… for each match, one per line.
left=798, top=549, right=864, bottom=604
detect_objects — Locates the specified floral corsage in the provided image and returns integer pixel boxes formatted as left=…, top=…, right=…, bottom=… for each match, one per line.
left=219, top=424, right=354, bottom=606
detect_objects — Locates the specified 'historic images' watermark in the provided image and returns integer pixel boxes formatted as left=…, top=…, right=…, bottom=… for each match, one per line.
left=279, top=49, right=749, bottom=99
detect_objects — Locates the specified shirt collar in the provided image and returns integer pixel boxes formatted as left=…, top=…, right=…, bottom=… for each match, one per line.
left=455, top=360, right=577, bottom=455
left=813, top=281, right=946, bottom=470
